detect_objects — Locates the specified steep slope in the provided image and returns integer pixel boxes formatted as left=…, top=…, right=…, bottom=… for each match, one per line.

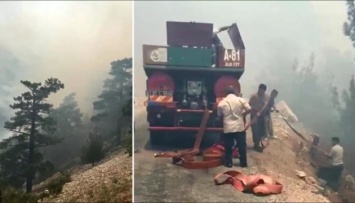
left=38, top=151, right=132, bottom=202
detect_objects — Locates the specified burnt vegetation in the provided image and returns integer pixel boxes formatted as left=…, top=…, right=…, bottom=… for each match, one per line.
left=0, top=57, right=132, bottom=200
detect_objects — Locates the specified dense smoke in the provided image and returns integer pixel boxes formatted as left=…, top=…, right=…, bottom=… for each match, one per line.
left=0, top=49, right=26, bottom=138
left=0, top=1, right=132, bottom=139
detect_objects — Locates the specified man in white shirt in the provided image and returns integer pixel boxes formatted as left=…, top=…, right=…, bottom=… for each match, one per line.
left=217, top=86, right=253, bottom=168
left=317, top=137, right=344, bottom=192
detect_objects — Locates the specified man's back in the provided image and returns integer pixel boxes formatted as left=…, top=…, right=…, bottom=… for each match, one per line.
left=218, top=94, right=250, bottom=133
left=330, top=144, right=344, bottom=166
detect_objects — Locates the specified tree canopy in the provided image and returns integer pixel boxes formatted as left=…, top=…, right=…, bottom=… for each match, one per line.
left=91, top=58, right=132, bottom=144
left=43, top=93, right=86, bottom=168
left=0, top=78, right=64, bottom=193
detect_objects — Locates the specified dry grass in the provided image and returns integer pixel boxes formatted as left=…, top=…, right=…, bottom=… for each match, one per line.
left=40, top=152, right=132, bottom=202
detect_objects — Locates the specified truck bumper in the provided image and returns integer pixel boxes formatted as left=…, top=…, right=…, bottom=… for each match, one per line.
left=148, top=126, right=223, bottom=132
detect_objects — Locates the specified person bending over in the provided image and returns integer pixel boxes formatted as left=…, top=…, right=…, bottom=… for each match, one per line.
left=258, top=89, right=279, bottom=140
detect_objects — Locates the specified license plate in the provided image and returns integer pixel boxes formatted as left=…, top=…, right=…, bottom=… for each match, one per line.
left=146, top=90, right=173, bottom=96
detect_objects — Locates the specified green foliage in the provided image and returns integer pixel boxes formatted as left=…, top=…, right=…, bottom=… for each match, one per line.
left=333, top=76, right=355, bottom=139
left=122, top=88, right=132, bottom=156
left=122, top=87, right=132, bottom=117
left=91, top=58, right=132, bottom=144
left=344, top=0, right=355, bottom=47
left=342, top=2, right=355, bottom=140
left=50, top=93, right=83, bottom=135
left=0, top=78, right=64, bottom=193
left=43, top=93, right=86, bottom=168
left=1, top=187, right=39, bottom=203
left=81, top=129, right=105, bottom=166
left=46, top=171, right=72, bottom=196
left=122, top=131, right=132, bottom=157
left=91, top=58, right=132, bottom=122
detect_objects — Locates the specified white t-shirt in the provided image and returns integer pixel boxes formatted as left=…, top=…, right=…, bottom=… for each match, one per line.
left=217, top=94, right=251, bottom=133
left=329, top=144, right=343, bottom=166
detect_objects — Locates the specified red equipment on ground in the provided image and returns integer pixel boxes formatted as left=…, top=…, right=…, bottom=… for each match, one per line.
left=214, top=170, right=283, bottom=196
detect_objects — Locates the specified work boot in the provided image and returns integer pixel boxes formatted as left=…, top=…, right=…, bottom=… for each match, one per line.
left=240, top=163, right=248, bottom=168
left=224, top=163, right=233, bottom=168
left=253, top=145, right=263, bottom=153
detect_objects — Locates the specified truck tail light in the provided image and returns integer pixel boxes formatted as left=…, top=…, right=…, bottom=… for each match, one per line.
left=214, top=76, right=240, bottom=98
left=147, top=72, right=175, bottom=91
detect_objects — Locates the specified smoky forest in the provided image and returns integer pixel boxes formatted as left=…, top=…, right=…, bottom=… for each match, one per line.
left=0, top=57, right=132, bottom=201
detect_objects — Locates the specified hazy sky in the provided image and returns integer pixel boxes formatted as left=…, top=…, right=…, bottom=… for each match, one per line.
left=134, top=1, right=354, bottom=97
left=0, top=1, right=132, bottom=113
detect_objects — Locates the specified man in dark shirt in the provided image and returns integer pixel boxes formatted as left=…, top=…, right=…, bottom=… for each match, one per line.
left=249, top=84, right=269, bottom=152
left=310, top=134, right=320, bottom=159
left=258, top=89, right=279, bottom=140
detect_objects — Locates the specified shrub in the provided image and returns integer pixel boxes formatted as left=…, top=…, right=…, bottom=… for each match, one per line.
left=123, top=133, right=132, bottom=157
left=46, top=171, right=72, bottom=196
left=1, top=187, right=39, bottom=203
left=81, top=129, right=105, bottom=166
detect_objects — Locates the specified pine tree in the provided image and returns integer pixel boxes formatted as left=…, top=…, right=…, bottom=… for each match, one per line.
left=80, top=128, right=105, bottom=166
left=0, top=78, right=64, bottom=193
left=122, top=87, right=132, bottom=156
left=342, top=1, right=355, bottom=139
left=43, top=93, right=84, bottom=167
left=336, top=76, right=355, bottom=139
left=91, top=58, right=132, bottom=143
left=344, top=0, right=355, bottom=48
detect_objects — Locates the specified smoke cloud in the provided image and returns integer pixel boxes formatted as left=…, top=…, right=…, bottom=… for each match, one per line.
left=0, top=1, right=132, bottom=138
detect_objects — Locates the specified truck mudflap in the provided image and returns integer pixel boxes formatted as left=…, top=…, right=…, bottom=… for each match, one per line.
left=148, top=127, right=223, bottom=132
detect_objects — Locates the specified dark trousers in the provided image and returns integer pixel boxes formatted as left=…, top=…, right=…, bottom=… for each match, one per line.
left=317, top=164, right=344, bottom=191
left=251, top=114, right=266, bottom=147
left=310, top=146, right=317, bottom=159
left=223, top=131, right=247, bottom=167
left=264, top=114, right=274, bottom=138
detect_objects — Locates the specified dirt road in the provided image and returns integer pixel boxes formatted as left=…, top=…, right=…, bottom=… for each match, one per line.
left=134, top=98, right=330, bottom=202
left=134, top=102, right=269, bottom=202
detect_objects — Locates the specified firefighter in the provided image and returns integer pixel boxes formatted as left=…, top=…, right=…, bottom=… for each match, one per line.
left=310, top=134, right=320, bottom=159
left=317, top=137, right=344, bottom=192
left=217, top=86, right=253, bottom=168
left=249, top=84, right=269, bottom=152
left=259, top=89, right=279, bottom=140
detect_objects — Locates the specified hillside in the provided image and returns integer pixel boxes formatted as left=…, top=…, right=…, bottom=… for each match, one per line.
left=36, top=151, right=132, bottom=203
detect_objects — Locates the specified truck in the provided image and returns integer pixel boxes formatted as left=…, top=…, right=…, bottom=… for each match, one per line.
left=143, top=21, right=246, bottom=146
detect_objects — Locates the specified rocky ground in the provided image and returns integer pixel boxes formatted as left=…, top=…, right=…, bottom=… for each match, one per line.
left=36, top=151, right=132, bottom=203
left=134, top=97, right=338, bottom=202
